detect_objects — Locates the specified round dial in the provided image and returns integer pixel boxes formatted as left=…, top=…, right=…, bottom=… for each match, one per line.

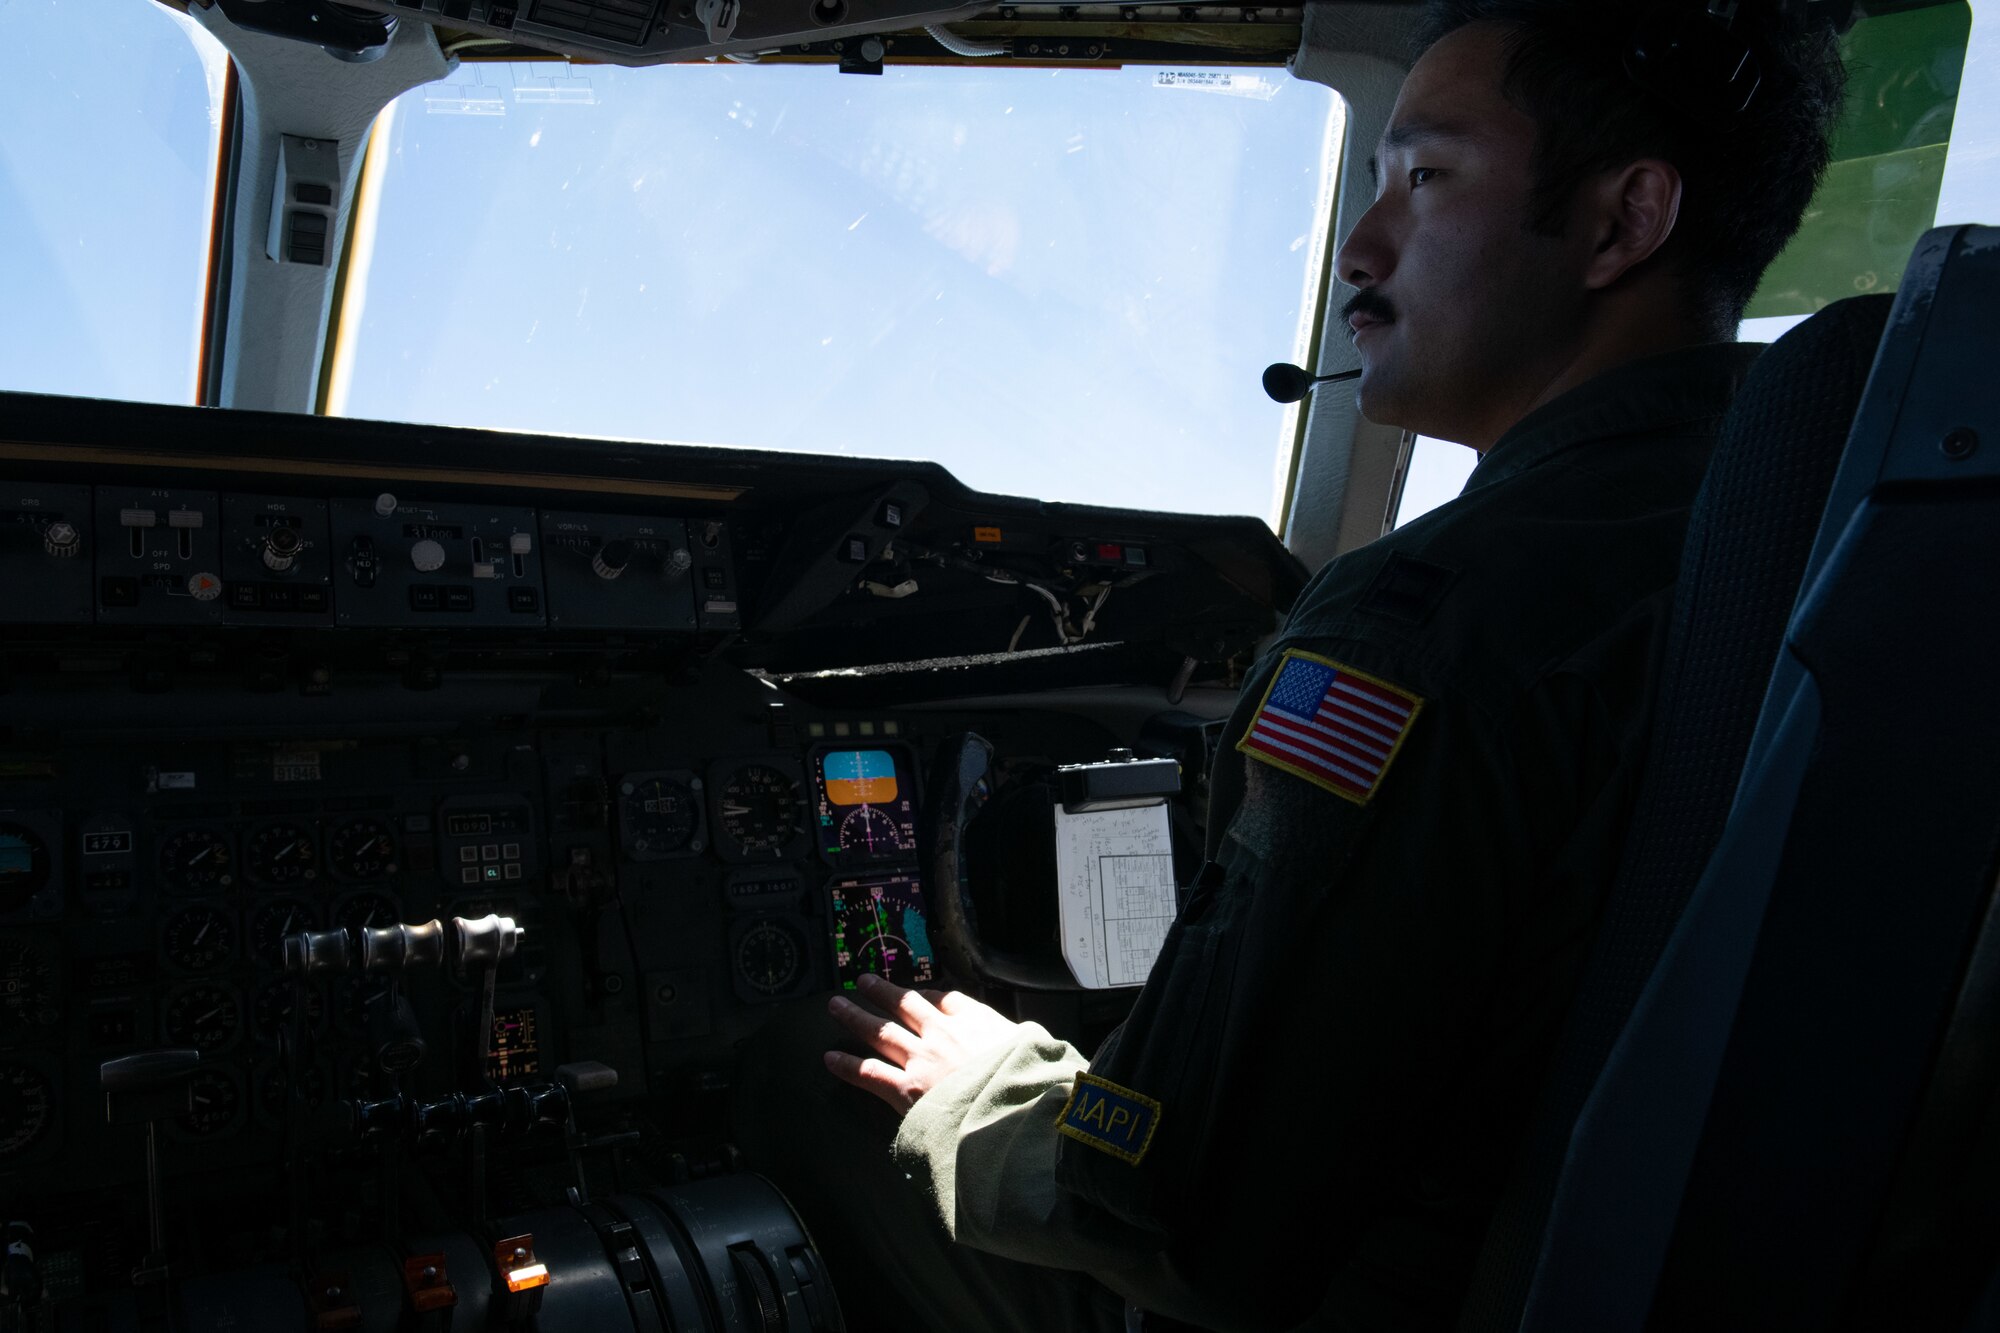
left=718, top=766, right=804, bottom=858
left=0, top=1063, right=54, bottom=1159
left=337, top=976, right=392, bottom=1035
left=0, top=938, right=59, bottom=1035
left=620, top=777, right=699, bottom=858
left=335, top=892, right=399, bottom=935
left=162, top=905, right=235, bottom=973
left=249, top=900, right=317, bottom=969
left=245, top=823, right=318, bottom=887
left=253, top=979, right=326, bottom=1040
left=0, top=824, right=48, bottom=913
left=328, top=819, right=398, bottom=882
left=259, top=1063, right=327, bottom=1119
left=176, top=1069, right=241, bottom=1138
left=158, top=828, right=232, bottom=894
left=838, top=806, right=903, bottom=856
left=735, top=920, right=806, bottom=996
left=163, top=983, right=241, bottom=1052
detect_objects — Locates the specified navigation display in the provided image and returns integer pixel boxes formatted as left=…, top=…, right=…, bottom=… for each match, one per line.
left=812, top=747, right=918, bottom=867
left=828, top=873, right=935, bottom=991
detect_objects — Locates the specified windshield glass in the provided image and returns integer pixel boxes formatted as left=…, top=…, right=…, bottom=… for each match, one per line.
left=333, top=61, right=1343, bottom=526
left=0, top=0, right=227, bottom=405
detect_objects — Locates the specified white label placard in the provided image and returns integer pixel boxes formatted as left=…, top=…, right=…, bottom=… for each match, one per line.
left=1054, top=800, right=1178, bottom=989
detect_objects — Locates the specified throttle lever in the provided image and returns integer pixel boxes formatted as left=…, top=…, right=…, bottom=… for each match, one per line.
left=284, top=915, right=521, bottom=977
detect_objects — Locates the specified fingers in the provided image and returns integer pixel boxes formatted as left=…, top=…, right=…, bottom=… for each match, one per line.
left=823, top=1050, right=915, bottom=1115
left=856, top=973, right=942, bottom=1033
left=828, top=992, right=916, bottom=1064
left=925, top=989, right=981, bottom=1017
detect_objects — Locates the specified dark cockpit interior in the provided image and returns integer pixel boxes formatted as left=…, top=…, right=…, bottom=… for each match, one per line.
left=3, top=1, right=1999, bottom=1330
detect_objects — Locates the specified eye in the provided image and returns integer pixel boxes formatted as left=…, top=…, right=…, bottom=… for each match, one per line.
left=1409, top=167, right=1441, bottom=188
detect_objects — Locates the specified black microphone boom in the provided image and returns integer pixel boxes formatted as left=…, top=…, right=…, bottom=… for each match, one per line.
left=1262, top=362, right=1363, bottom=404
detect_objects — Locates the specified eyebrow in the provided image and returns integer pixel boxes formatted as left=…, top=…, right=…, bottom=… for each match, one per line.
left=1366, top=118, right=1478, bottom=186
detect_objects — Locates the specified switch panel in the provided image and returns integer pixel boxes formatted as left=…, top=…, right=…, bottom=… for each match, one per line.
left=689, top=517, right=741, bottom=632
left=0, top=482, right=93, bottom=624
left=94, top=489, right=224, bottom=625
left=329, top=498, right=546, bottom=628
left=539, top=510, right=697, bottom=630
left=219, top=495, right=334, bottom=625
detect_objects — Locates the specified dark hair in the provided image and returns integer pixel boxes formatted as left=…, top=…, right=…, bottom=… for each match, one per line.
left=1416, top=1, right=1848, bottom=334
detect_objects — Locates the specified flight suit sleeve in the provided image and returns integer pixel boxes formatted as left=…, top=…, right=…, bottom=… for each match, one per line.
left=895, top=625, right=1637, bottom=1329
left=891, top=1022, right=1171, bottom=1271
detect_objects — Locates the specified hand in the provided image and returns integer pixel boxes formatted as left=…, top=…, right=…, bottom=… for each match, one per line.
left=823, top=974, right=1024, bottom=1116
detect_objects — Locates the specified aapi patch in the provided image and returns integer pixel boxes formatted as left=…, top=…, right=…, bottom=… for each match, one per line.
left=1236, top=649, right=1423, bottom=806
left=1057, top=1072, right=1162, bottom=1165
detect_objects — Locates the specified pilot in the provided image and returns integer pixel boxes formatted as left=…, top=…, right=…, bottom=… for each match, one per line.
left=737, top=2, right=1849, bottom=1328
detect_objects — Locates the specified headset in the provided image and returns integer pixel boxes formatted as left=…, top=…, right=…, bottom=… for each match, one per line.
left=1623, top=0, right=1857, bottom=133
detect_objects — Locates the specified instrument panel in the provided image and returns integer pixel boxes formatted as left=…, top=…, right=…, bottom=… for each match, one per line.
left=0, top=674, right=1127, bottom=1194
left=0, top=392, right=1271, bottom=1323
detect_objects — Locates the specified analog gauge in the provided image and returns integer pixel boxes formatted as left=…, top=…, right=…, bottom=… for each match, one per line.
left=328, top=819, right=398, bottom=882
left=838, top=806, right=903, bottom=857
left=718, top=766, right=805, bottom=859
left=259, top=1063, right=327, bottom=1119
left=337, top=976, right=392, bottom=1035
left=253, top=979, right=325, bottom=1039
left=335, top=893, right=399, bottom=935
left=735, top=919, right=807, bottom=997
left=618, top=776, right=700, bottom=859
left=0, top=1063, right=54, bottom=1159
left=157, top=828, right=233, bottom=894
left=175, top=1068, right=241, bottom=1138
left=245, top=823, right=318, bottom=887
left=249, top=900, right=317, bottom=969
left=0, top=825, right=49, bottom=913
left=162, top=905, right=235, bottom=973
left=0, top=937, right=59, bottom=1034
left=163, top=983, right=241, bottom=1052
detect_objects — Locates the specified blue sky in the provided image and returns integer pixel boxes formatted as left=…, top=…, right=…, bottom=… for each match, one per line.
left=334, top=59, right=1338, bottom=524
left=2, top=0, right=1995, bottom=531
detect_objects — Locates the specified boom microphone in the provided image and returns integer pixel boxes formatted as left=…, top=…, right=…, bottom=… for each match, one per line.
left=1262, top=363, right=1363, bottom=404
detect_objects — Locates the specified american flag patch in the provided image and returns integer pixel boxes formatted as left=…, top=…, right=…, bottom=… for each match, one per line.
left=1237, top=650, right=1423, bottom=804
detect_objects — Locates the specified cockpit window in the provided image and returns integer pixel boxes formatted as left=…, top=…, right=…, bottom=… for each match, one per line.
left=0, top=2, right=227, bottom=405
left=331, top=62, right=1344, bottom=527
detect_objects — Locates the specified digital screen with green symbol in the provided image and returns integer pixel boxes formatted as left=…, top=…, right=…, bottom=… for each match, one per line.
left=812, top=748, right=919, bottom=867
left=828, top=874, right=935, bottom=991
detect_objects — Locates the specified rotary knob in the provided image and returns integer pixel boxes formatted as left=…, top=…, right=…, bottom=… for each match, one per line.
left=261, top=527, right=302, bottom=573
left=186, top=572, right=222, bottom=602
left=591, top=540, right=632, bottom=581
left=665, top=548, right=693, bottom=577
left=410, top=539, right=446, bottom=573
left=42, top=522, right=79, bottom=558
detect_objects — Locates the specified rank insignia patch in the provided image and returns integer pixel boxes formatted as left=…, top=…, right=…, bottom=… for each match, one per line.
left=1237, top=649, right=1423, bottom=805
left=1057, top=1072, right=1161, bottom=1165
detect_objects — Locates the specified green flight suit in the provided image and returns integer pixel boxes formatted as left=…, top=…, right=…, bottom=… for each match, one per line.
left=734, top=342, right=1762, bottom=1333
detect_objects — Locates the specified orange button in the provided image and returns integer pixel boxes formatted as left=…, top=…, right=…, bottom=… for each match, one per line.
left=505, top=1263, right=550, bottom=1294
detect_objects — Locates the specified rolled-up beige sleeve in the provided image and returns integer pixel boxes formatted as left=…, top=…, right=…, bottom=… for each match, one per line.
left=890, top=1023, right=1155, bottom=1266
left=891, top=1021, right=1248, bottom=1327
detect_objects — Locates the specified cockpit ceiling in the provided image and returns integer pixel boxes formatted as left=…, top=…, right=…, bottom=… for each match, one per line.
left=194, top=1, right=1321, bottom=69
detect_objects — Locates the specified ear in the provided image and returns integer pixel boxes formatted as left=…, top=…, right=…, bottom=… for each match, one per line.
left=1579, top=158, right=1683, bottom=290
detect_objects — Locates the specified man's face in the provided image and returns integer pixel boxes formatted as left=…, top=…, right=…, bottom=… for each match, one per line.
left=1333, top=24, right=1590, bottom=446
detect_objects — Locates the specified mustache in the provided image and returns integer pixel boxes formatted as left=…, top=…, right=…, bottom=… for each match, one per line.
left=1340, top=289, right=1396, bottom=333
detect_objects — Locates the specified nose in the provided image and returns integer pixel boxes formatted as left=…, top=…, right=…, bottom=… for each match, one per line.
left=1333, top=195, right=1395, bottom=293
